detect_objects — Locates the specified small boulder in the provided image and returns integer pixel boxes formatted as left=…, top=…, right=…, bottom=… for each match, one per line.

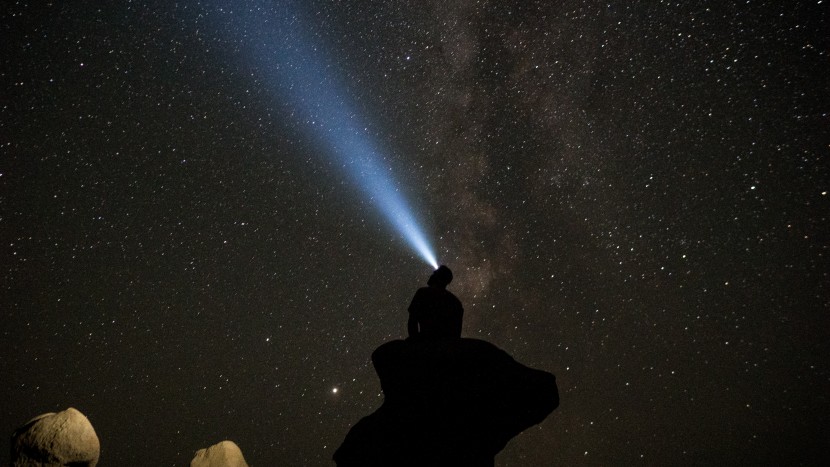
left=11, top=407, right=100, bottom=467
left=191, top=440, right=249, bottom=467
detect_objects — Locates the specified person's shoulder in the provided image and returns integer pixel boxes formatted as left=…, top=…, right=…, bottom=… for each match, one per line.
left=411, top=287, right=431, bottom=301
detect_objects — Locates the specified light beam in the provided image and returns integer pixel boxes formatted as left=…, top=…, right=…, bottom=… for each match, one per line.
left=216, top=1, right=438, bottom=269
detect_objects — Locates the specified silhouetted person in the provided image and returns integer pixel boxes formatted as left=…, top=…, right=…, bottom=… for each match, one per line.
left=408, top=265, right=463, bottom=340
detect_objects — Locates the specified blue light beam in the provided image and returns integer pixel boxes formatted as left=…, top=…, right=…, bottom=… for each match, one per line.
left=217, top=1, right=438, bottom=269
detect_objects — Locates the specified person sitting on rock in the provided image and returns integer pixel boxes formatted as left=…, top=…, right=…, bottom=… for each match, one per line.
left=408, top=265, right=464, bottom=340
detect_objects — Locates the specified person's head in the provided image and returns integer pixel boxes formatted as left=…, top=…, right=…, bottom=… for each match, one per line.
left=427, top=265, right=453, bottom=289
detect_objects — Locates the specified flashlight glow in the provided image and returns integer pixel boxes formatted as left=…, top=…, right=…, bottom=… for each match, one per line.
left=216, top=1, right=438, bottom=268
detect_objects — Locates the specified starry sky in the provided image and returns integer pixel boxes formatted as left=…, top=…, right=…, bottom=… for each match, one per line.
left=2, top=1, right=828, bottom=465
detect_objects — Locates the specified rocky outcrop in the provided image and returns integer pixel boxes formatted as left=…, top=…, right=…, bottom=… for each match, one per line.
left=334, top=338, right=559, bottom=466
left=190, top=440, right=249, bottom=467
left=11, top=407, right=100, bottom=467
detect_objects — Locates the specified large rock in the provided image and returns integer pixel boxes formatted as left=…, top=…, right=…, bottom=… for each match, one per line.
left=11, top=407, right=100, bottom=467
left=191, top=440, right=249, bottom=467
left=334, top=338, right=559, bottom=466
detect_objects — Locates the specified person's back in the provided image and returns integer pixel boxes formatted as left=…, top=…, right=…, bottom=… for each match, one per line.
left=408, top=266, right=463, bottom=340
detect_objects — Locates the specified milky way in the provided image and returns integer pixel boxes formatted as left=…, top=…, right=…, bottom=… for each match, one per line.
left=2, top=1, right=827, bottom=465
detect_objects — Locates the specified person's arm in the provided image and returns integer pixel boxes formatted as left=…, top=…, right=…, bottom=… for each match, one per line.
left=407, top=289, right=422, bottom=338
left=452, top=297, right=464, bottom=337
left=408, top=313, right=419, bottom=338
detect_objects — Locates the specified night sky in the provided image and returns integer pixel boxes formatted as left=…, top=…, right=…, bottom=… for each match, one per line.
left=2, top=1, right=828, bottom=465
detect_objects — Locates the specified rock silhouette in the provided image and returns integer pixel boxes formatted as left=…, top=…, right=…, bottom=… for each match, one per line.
left=333, top=338, right=559, bottom=466
left=11, top=407, right=100, bottom=467
left=190, top=440, right=249, bottom=467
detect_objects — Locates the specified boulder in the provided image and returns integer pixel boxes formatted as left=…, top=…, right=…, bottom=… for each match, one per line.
left=334, top=338, right=559, bottom=466
left=191, top=440, right=249, bottom=467
left=11, top=407, right=100, bottom=467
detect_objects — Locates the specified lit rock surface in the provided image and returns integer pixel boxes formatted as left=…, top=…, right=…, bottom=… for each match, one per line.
left=191, top=440, right=249, bottom=467
left=11, top=407, right=100, bottom=467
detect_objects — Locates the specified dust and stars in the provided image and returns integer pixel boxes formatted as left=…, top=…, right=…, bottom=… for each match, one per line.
left=1, top=1, right=827, bottom=465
